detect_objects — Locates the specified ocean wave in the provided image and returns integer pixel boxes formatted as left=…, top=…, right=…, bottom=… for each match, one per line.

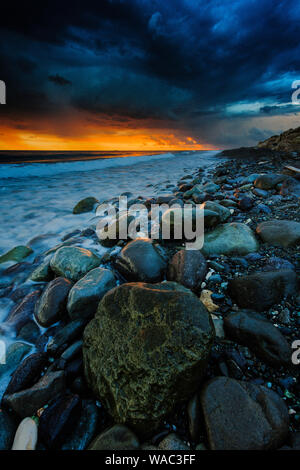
left=0, top=152, right=177, bottom=179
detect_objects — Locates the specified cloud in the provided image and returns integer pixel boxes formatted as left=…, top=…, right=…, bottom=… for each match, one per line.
left=48, top=74, right=72, bottom=86
left=1, top=0, right=300, bottom=147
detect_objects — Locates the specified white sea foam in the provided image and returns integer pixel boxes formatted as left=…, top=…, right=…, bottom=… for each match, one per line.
left=0, top=151, right=219, bottom=253
left=0, top=152, right=176, bottom=179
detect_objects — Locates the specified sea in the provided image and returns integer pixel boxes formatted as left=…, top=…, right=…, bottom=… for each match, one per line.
left=0, top=150, right=220, bottom=254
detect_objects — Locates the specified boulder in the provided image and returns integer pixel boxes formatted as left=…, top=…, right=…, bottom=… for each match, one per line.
left=0, top=410, right=17, bottom=450
left=83, top=282, right=214, bottom=434
left=88, top=425, right=139, bottom=450
left=254, top=174, right=287, bottom=190
left=280, top=177, right=300, bottom=197
left=0, top=246, right=33, bottom=264
left=73, top=197, right=98, bottom=214
left=228, top=270, right=298, bottom=311
left=35, top=277, right=73, bottom=327
left=160, top=207, right=205, bottom=241
left=224, top=311, right=291, bottom=365
left=29, top=259, right=53, bottom=282
left=115, top=238, right=167, bottom=282
left=61, top=399, right=98, bottom=450
left=5, top=371, right=66, bottom=417
left=167, top=249, right=207, bottom=291
left=96, top=213, right=135, bottom=247
left=200, top=201, right=231, bottom=222
left=3, top=352, right=48, bottom=400
left=256, top=220, right=300, bottom=248
left=200, top=377, right=289, bottom=450
left=39, top=394, right=80, bottom=449
left=3, top=290, right=40, bottom=334
left=47, top=319, right=86, bottom=356
left=67, top=267, right=116, bottom=319
left=50, top=246, right=101, bottom=281
left=201, top=223, right=259, bottom=256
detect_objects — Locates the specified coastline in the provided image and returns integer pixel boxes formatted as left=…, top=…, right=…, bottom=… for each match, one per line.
left=0, top=147, right=299, bottom=450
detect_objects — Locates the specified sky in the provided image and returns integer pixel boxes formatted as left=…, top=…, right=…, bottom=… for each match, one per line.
left=0, top=0, right=300, bottom=151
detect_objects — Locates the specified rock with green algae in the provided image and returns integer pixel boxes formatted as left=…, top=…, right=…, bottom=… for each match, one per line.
left=201, top=222, right=259, bottom=256
left=50, top=246, right=102, bottom=281
left=0, top=245, right=33, bottom=264
left=83, top=281, right=214, bottom=436
left=72, top=197, right=99, bottom=214
left=29, top=258, right=53, bottom=282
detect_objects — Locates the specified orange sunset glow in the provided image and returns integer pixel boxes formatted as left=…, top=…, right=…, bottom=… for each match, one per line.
left=0, top=112, right=217, bottom=151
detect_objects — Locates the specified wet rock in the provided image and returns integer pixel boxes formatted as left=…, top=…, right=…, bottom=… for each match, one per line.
left=35, top=277, right=72, bottom=327
left=0, top=342, right=32, bottom=379
left=238, top=196, right=254, bottom=211
left=115, top=239, right=167, bottom=282
left=203, top=210, right=220, bottom=229
left=50, top=246, right=101, bottom=281
left=61, top=399, right=98, bottom=450
left=0, top=409, right=17, bottom=449
left=88, top=425, right=139, bottom=450
left=17, top=321, right=40, bottom=344
left=61, top=340, right=82, bottom=362
left=254, top=174, right=287, bottom=190
left=3, top=290, right=40, bottom=334
left=83, top=282, right=214, bottom=435
left=0, top=246, right=33, bottom=264
left=29, top=258, right=53, bottom=282
left=167, top=249, right=207, bottom=291
left=200, top=201, right=231, bottom=222
left=73, top=197, right=99, bottom=214
left=228, top=270, right=298, bottom=311
left=39, top=394, right=80, bottom=449
left=5, top=371, right=66, bottom=417
left=252, top=188, right=269, bottom=198
left=158, top=433, right=189, bottom=450
left=97, top=213, right=135, bottom=247
left=67, top=267, right=116, bottom=319
left=262, top=256, right=295, bottom=272
left=224, top=311, right=291, bottom=366
left=280, top=177, right=300, bottom=197
left=187, top=394, right=201, bottom=442
left=47, top=319, right=87, bottom=356
left=160, top=206, right=206, bottom=241
left=202, top=223, right=259, bottom=256
left=3, top=352, right=48, bottom=400
left=256, top=219, right=300, bottom=248
left=200, top=377, right=289, bottom=450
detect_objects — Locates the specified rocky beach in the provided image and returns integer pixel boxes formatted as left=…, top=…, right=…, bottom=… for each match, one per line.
left=0, top=130, right=299, bottom=451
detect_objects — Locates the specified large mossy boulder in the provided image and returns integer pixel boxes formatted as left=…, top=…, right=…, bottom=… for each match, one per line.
left=83, top=282, right=214, bottom=435
left=201, top=222, right=259, bottom=256
left=0, top=246, right=33, bottom=265
left=73, top=197, right=98, bottom=214
left=50, top=246, right=102, bottom=281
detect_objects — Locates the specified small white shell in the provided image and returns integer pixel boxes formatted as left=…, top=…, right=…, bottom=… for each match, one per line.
left=12, top=417, right=38, bottom=450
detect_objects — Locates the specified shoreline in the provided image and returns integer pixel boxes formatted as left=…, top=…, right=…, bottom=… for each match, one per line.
left=0, top=147, right=299, bottom=450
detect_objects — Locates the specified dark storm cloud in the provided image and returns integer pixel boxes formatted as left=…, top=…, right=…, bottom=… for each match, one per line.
left=48, top=74, right=72, bottom=86
left=1, top=0, right=300, bottom=146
